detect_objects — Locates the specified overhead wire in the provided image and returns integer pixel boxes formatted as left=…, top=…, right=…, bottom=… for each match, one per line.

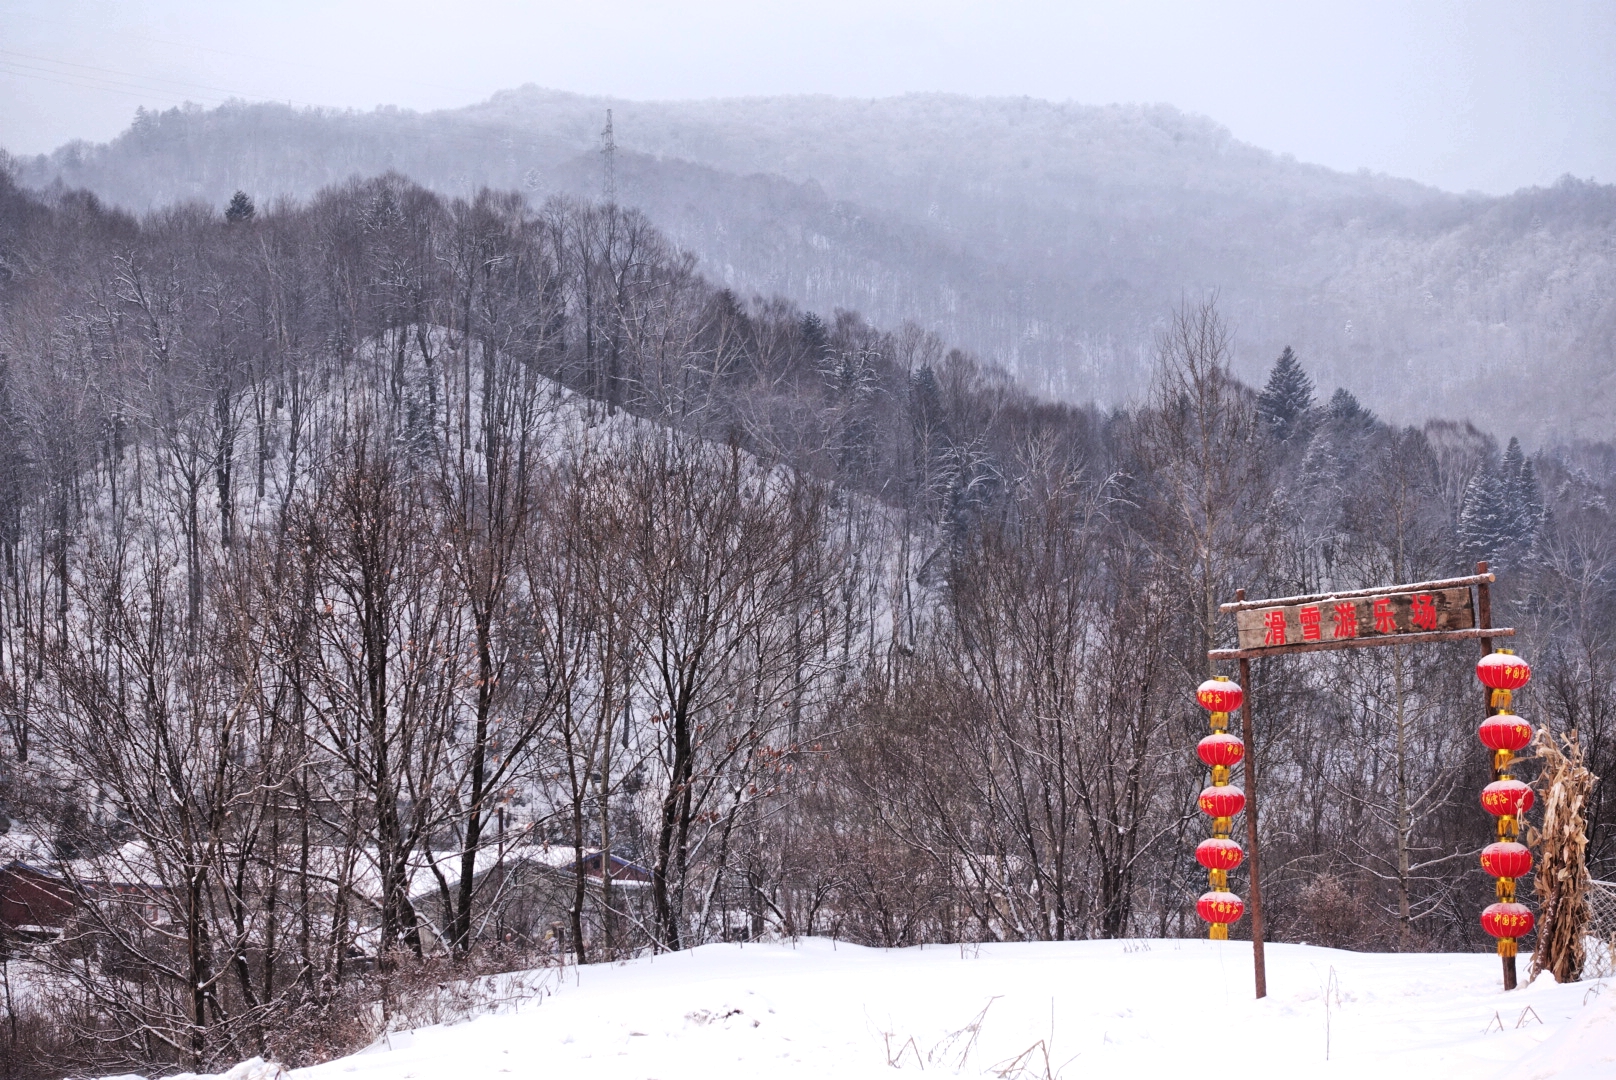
left=0, top=61, right=232, bottom=106
left=0, top=47, right=326, bottom=109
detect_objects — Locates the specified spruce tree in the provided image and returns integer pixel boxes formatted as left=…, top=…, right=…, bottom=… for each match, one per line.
left=1256, top=346, right=1314, bottom=437
left=1458, top=468, right=1511, bottom=561
left=225, top=190, right=255, bottom=224
left=800, top=312, right=829, bottom=357
left=1326, top=387, right=1374, bottom=426
left=1500, top=437, right=1545, bottom=554
left=1298, top=430, right=1346, bottom=533
left=1500, top=437, right=1526, bottom=489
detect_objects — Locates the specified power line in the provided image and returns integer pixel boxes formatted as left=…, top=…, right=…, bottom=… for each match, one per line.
left=0, top=62, right=229, bottom=106
left=0, top=47, right=323, bottom=108
left=0, top=48, right=263, bottom=100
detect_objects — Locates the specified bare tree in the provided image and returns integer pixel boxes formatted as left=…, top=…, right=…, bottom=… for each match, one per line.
left=618, top=432, right=837, bottom=949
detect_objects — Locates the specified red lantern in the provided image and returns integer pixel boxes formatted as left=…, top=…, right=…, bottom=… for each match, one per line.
left=1196, top=678, right=1244, bottom=714
left=1196, top=733, right=1246, bottom=768
left=1197, top=891, right=1245, bottom=925
left=1476, top=653, right=1531, bottom=691
left=1196, top=838, right=1244, bottom=871
left=1480, top=841, right=1532, bottom=879
left=1480, top=779, right=1535, bottom=817
left=1478, top=714, right=1533, bottom=753
left=1198, top=785, right=1246, bottom=818
left=1480, top=902, right=1535, bottom=939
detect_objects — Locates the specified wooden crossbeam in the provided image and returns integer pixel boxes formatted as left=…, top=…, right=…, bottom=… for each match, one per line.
left=1216, top=572, right=1496, bottom=614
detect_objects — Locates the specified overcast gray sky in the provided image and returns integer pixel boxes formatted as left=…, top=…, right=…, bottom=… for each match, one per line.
left=1, top=0, right=1612, bottom=195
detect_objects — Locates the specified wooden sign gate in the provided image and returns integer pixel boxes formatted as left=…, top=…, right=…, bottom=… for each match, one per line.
left=1207, top=561, right=1516, bottom=998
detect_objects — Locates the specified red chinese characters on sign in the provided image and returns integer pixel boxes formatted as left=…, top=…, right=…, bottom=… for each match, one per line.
left=1233, top=587, right=1475, bottom=652
left=1373, top=597, right=1396, bottom=634
left=1263, top=610, right=1286, bottom=645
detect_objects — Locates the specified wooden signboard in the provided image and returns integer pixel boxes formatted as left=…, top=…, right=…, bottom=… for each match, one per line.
left=1235, top=587, right=1474, bottom=652
left=1209, top=573, right=1511, bottom=661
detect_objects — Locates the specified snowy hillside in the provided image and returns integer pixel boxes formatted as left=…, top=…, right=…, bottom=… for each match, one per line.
left=149, top=939, right=1615, bottom=1080
left=16, top=94, right=1616, bottom=439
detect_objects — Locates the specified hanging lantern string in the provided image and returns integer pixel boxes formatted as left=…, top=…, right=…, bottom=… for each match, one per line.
left=1195, top=677, right=1246, bottom=941
left=1477, top=650, right=1535, bottom=959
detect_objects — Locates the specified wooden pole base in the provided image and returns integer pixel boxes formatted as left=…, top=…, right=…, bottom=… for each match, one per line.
left=1238, top=650, right=1267, bottom=1000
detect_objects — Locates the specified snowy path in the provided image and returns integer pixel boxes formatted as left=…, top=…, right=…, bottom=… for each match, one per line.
left=271, top=939, right=1613, bottom=1080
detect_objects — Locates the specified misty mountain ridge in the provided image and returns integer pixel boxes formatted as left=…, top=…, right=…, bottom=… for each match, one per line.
left=11, top=88, right=1616, bottom=442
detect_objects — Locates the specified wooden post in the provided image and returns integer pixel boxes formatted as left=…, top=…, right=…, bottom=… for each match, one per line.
left=1235, top=588, right=1267, bottom=999
left=1478, top=560, right=1495, bottom=683
left=1475, top=560, right=1516, bottom=991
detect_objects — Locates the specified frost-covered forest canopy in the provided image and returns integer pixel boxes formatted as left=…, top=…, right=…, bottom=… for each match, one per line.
left=0, top=127, right=1615, bottom=1076
left=14, top=91, right=1616, bottom=442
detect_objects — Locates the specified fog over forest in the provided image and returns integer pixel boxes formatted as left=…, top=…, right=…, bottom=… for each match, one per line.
left=15, top=90, right=1616, bottom=442
left=1, top=82, right=1615, bottom=1080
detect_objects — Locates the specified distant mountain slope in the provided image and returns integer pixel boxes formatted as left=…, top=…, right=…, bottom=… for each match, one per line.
left=12, top=90, right=1616, bottom=439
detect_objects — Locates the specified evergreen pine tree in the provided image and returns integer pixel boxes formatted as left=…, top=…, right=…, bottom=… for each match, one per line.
left=1298, top=430, right=1346, bottom=534
left=800, top=312, right=829, bottom=356
left=910, top=363, right=943, bottom=426
left=1500, top=437, right=1526, bottom=491
left=1458, top=468, right=1511, bottom=560
left=1256, top=346, right=1315, bottom=437
left=1326, top=387, right=1375, bottom=426
left=1515, top=458, right=1545, bottom=531
left=225, top=190, right=255, bottom=224
left=1499, top=437, right=1545, bottom=554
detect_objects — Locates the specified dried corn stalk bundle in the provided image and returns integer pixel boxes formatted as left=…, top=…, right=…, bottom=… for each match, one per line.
left=1527, top=726, right=1598, bottom=984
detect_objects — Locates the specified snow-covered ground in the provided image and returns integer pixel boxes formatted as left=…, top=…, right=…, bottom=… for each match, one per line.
left=150, top=937, right=1615, bottom=1080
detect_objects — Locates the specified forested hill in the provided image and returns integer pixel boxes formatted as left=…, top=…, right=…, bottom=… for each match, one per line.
left=3, top=161, right=1616, bottom=1077
left=10, top=91, right=1616, bottom=442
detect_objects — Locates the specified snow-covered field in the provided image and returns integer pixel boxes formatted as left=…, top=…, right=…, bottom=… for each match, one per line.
left=159, top=938, right=1615, bottom=1080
